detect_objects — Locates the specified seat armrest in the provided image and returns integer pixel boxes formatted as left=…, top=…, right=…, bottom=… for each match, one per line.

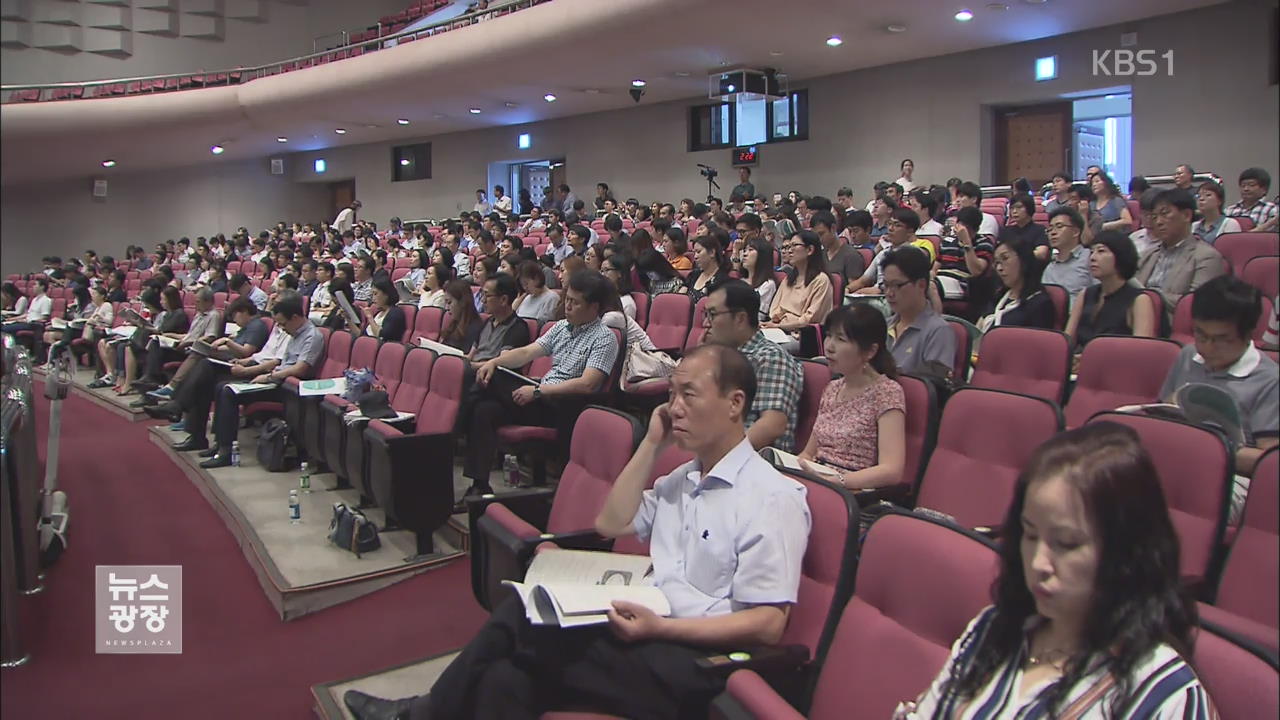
left=464, top=487, right=556, bottom=538
left=377, top=430, right=454, bottom=466
left=539, top=529, right=614, bottom=552
left=709, top=670, right=805, bottom=720
left=695, top=644, right=810, bottom=678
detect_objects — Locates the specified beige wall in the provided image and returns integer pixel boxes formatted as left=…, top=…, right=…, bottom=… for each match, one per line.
left=1, top=0, right=408, bottom=85
left=4, top=0, right=1277, bottom=273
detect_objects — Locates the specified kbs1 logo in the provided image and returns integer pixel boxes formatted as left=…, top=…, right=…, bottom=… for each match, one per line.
left=1092, top=49, right=1174, bottom=77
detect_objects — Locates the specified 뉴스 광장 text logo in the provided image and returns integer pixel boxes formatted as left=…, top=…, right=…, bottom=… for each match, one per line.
left=1092, top=49, right=1174, bottom=77
left=95, top=565, right=183, bottom=654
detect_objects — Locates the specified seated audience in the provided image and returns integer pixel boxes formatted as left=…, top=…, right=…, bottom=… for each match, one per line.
left=882, top=246, right=956, bottom=376
left=663, top=226, right=693, bottom=272
left=1065, top=230, right=1156, bottom=352
left=980, top=234, right=1055, bottom=332
left=320, top=279, right=363, bottom=332
left=797, top=304, right=906, bottom=489
left=1127, top=188, right=1160, bottom=258
left=131, top=287, right=221, bottom=392
left=513, top=260, right=558, bottom=323
left=1001, top=193, right=1051, bottom=263
left=1, top=276, right=51, bottom=336
left=362, top=277, right=406, bottom=342
left=600, top=252, right=638, bottom=319
left=636, top=249, right=685, bottom=295
left=1158, top=275, right=1278, bottom=517
left=683, top=233, right=732, bottom=302
left=1043, top=172, right=1072, bottom=214
left=905, top=423, right=1212, bottom=718
left=229, top=272, right=269, bottom=311
left=344, top=344, right=809, bottom=720
left=1134, top=189, right=1227, bottom=328
left=1226, top=167, right=1278, bottom=232
left=848, top=208, right=937, bottom=295
left=1090, top=171, right=1134, bottom=233
left=953, top=181, right=1001, bottom=238
left=466, top=273, right=531, bottom=368
left=740, top=236, right=778, bottom=323
left=936, top=206, right=994, bottom=309
left=1190, top=180, right=1241, bottom=244
left=765, top=229, right=833, bottom=337
left=813, top=210, right=866, bottom=282
left=907, top=190, right=944, bottom=237
left=351, top=257, right=375, bottom=303
left=462, top=270, right=619, bottom=497
left=1128, top=174, right=1152, bottom=200
left=441, top=279, right=484, bottom=351
left=417, top=263, right=450, bottom=309
left=1041, top=207, right=1097, bottom=304
left=702, top=280, right=803, bottom=451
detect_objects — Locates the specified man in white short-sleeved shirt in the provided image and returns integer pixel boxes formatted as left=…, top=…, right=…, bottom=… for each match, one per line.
left=343, top=343, right=811, bottom=720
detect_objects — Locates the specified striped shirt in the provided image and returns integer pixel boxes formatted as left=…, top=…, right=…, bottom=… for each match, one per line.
left=908, top=606, right=1216, bottom=720
left=739, top=330, right=803, bottom=452
left=1226, top=199, right=1278, bottom=228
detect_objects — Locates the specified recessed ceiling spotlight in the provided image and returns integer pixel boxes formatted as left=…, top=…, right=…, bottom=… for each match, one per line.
left=503, top=101, right=517, bottom=108
left=1023, top=0, right=1047, bottom=4
left=955, top=8, right=974, bottom=21
left=397, top=118, right=410, bottom=125
left=468, top=107, right=482, bottom=114
left=631, top=79, right=646, bottom=88
left=543, top=93, right=557, bottom=102
left=432, top=112, right=446, bottom=119
left=986, top=2, right=1008, bottom=9
left=101, top=159, right=116, bottom=167
left=769, top=50, right=784, bottom=56
left=210, top=145, right=224, bottom=155
left=334, top=128, right=347, bottom=134
left=826, top=36, right=843, bottom=47
left=276, top=136, right=288, bottom=143
left=674, top=71, right=691, bottom=77
left=399, top=158, right=411, bottom=166
left=583, top=88, right=601, bottom=95
left=887, top=23, right=908, bottom=32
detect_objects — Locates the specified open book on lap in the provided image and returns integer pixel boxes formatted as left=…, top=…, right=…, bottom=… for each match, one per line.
left=417, top=337, right=466, bottom=357
left=767, top=448, right=841, bottom=478
left=501, top=549, right=670, bottom=627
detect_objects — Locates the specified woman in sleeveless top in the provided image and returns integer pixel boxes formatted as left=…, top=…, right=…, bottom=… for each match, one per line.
left=1065, top=231, right=1156, bottom=357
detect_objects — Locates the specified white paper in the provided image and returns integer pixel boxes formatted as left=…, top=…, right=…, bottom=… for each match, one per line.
left=761, top=327, right=793, bottom=345
left=109, top=326, right=136, bottom=338
left=297, top=377, right=347, bottom=397
left=156, top=335, right=179, bottom=348
left=770, top=449, right=840, bottom=478
left=417, top=337, right=466, bottom=357
left=226, top=382, right=277, bottom=394
left=224, top=322, right=241, bottom=336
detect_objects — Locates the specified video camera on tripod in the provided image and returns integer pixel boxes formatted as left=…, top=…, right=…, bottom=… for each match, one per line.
left=696, top=163, right=720, bottom=202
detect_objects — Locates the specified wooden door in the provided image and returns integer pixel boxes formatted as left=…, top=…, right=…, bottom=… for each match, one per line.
left=329, top=179, right=355, bottom=221
left=549, top=162, right=567, bottom=202
left=994, top=102, right=1071, bottom=189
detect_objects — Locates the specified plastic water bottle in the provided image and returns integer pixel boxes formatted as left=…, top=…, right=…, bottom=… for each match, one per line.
left=299, top=462, right=312, bottom=494
left=504, top=454, right=521, bottom=487
left=230, top=441, right=241, bottom=467
left=289, top=490, right=301, bottom=524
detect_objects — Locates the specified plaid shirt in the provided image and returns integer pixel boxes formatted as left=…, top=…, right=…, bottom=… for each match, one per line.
left=1226, top=199, right=1278, bottom=227
left=536, top=317, right=619, bottom=387
left=740, top=330, right=804, bottom=452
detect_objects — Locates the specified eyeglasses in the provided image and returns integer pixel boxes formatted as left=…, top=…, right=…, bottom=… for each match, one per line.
left=781, top=243, right=805, bottom=251
left=703, top=307, right=735, bottom=321
left=879, top=279, right=912, bottom=293
left=1192, top=328, right=1241, bottom=346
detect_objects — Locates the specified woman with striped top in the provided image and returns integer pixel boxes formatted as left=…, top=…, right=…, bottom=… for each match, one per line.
left=901, top=423, right=1215, bottom=719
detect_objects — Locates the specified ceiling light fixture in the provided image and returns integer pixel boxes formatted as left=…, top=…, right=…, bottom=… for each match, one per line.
left=101, top=159, right=116, bottom=168
left=543, top=93, right=557, bottom=102
left=769, top=50, right=784, bottom=57
left=399, top=158, right=411, bottom=166
left=887, top=23, right=907, bottom=32
left=583, top=88, right=600, bottom=95
left=210, top=145, right=224, bottom=155
left=503, top=102, right=517, bottom=108
left=826, top=36, right=843, bottom=47
left=674, top=71, right=691, bottom=77
left=276, top=136, right=288, bottom=143
left=468, top=107, right=482, bottom=114
left=1023, top=0, right=1047, bottom=4
left=631, top=79, right=646, bottom=88
left=955, top=8, right=974, bottom=21
left=397, top=118, right=410, bottom=125
left=334, top=128, right=347, bottom=134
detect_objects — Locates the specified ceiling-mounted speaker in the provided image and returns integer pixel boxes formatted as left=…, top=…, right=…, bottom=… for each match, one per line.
left=92, top=178, right=108, bottom=198
left=270, top=158, right=284, bottom=175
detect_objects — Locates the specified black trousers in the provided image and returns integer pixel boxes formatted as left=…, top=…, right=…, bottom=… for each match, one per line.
left=142, top=344, right=184, bottom=381
left=414, top=598, right=725, bottom=720
left=462, top=373, right=586, bottom=486
left=178, top=359, right=230, bottom=439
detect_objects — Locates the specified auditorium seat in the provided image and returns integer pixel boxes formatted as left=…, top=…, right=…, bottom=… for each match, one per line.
left=630, top=292, right=649, bottom=328
left=969, top=326, right=1071, bottom=404
left=897, top=373, right=939, bottom=503
left=468, top=406, right=643, bottom=610
left=1063, top=336, right=1183, bottom=428
left=347, top=346, right=433, bottom=508
left=1215, top=232, right=1279, bottom=274
left=794, top=360, right=832, bottom=452
left=645, top=292, right=693, bottom=353
left=299, top=334, right=375, bottom=468
left=915, top=387, right=1063, bottom=532
left=1191, top=622, right=1279, bottom=720
left=1088, top=412, right=1231, bottom=592
left=397, top=305, right=417, bottom=343
left=944, top=316, right=976, bottom=379
left=1199, top=446, right=1279, bottom=654
left=318, top=340, right=407, bottom=488
left=1170, top=293, right=1195, bottom=345
left=713, top=511, right=999, bottom=720
left=683, top=296, right=708, bottom=352
left=1241, top=255, right=1279, bottom=299
left=410, top=305, right=444, bottom=343
left=364, top=353, right=466, bottom=557
left=1041, top=283, right=1069, bottom=330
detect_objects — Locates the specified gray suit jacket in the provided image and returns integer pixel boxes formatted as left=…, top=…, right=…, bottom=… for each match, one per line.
left=1135, top=236, right=1226, bottom=325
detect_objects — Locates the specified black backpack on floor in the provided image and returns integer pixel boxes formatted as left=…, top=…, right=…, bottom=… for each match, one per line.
left=256, top=418, right=292, bottom=472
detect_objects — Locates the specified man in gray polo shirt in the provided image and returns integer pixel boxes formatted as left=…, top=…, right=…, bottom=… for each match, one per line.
left=882, top=246, right=956, bottom=377
left=1041, top=207, right=1097, bottom=306
left=1158, top=276, right=1278, bottom=520
left=469, top=273, right=531, bottom=367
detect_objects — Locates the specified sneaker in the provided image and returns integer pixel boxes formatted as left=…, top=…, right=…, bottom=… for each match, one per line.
left=168, top=420, right=186, bottom=432
left=87, top=375, right=114, bottom=389
left=146, top=386, right=174, bottom=400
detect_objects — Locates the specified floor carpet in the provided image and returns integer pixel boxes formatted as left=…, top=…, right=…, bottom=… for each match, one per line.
left=1, top=390, right=489, bottom=719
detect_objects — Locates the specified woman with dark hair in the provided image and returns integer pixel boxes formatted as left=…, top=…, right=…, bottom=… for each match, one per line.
left=441, top=279, right=483, bottom=351
left=517, top=188, right=534, bottom=216
left=1128, top=175, right=1151, bottom=200
left=207, top=261, right=229, bottom=294
left=904, top=423, right=1210, bottom=718
left=980, top=234, right=1054, bottom=332
left=663, top=227, right=693, bottom=272
left=742, top=236, right=777, bottom=322
left=417, top=263, right=450, bottom=309
left=513, top=260, right=558, bottom=323
left=1090, top=171, right=1134, bottom=232
left=115, top=286, right=188, bottom=395
left=636, top=249, right=685, bottom=295
left=628, top=228, right=654, bottom=260
left=765, top=229, right=832, bottom=332
left=471, top=256, right=500, bottom=312
left=683, top=233, right=731, bottom=302
left=1065, top=230, right=1156, bottom=351
left=796, top=304, right=905, bottom=489
left=583, top=243, right=606, bottom=273
left=676, top=198, right=696, bottom=222
left=601, top=252, right=637, bottom=319
left=895, top=158, right=918, bottom=193
left=2, top=281, right=29, bottom=316
left=322, top=278, right=363, bottom=331
left=363, top=277, right=406, bottom=342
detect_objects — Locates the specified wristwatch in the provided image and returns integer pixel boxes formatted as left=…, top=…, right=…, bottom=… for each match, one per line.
left=533, top=387, right=542, bottom=400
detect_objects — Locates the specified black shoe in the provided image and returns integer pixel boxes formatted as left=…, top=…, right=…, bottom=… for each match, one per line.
left=199, top=453, right=232, bottom=469
left=342, top=690, right=417, bottom=720
left=171, top=436, right=208, bottom=452
left=131, top=379, right=160, bottom=393
left=452, top=484, right=492, bottom=513
left=144, top=403, right=181, bottom=422
left=198, top=445, right=219, bottom=458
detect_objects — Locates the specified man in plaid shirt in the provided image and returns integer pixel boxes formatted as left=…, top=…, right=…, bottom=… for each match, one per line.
left=702, top=279, right=803, bottom=452
left=1226, top=167, right=1279, bottom=232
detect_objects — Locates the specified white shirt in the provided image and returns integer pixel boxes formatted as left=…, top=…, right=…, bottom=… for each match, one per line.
left=620, top=293, right=637, bottom=320
left=603, top=310, right=656, bottom=352
left=332, top=207, right=356, bottom=233
left=246, top=286, right=269, bottom=311
left=632, top=436, right=810, bottom=618
left=895, top=176, right=918, bottom=193
left=474, top=200, right=491, bottom=214
left=25, top=294, right=52, bottom=322
left=978, top=212, right=1001, bottom=238
left=1130, top=228, right=1158, bottom=258
left=250, top=326, right=291, bottom=363
left=494, top=195, right=512, bottom=215
left=755, top=278, right=777, bottom=323
left=918, top=219, right=943, bottom=237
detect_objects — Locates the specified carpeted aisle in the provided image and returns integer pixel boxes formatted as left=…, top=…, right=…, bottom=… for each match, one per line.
left=2, top=391, right=488, bottom=719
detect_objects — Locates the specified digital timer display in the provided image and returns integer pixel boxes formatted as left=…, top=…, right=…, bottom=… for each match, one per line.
left=732, top=146, right=758, bottom=166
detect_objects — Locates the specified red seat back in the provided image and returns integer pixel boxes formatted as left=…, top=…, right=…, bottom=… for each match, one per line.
left=1042, top=283, right=1069, bottom=330
left=348, top=335, right=379, bottom=371
left=545, top=407, right=643, bottom=534
left=1192, top=625, right=1279, bottom=720
left=412, top=306, right=444, bottom=342
left=1215, top=447, right=1279, bottom=631
left=945, top=318, right=973, bottom=379
left=391, top=348, right=434, bottom=414
left=645, top=293, right=692, bottom=352
left=1088, top=412, right=1230, bottom=587
left=1064, top=336, right=1183, bottom=428
left=916, top=388, right=1062, bottom=530
left=970, top=326, right=1071, bottom=403
left=318, top=330, right=354, bottom=378
left=898, top=374, right=939, bottom=496
left=414, top=354, right=465, bottom=434
left=683, top=296, right=708, bottom=352
left=1171, top=293, right=1195, bottom=345
left=795, top=361, right=833, bottom=451
left=807, top=513, right=999, bottom=720
left=1241, top=255, right=1279, bottom=300
left=1215, top=232, right=1279, bottom=274
left=372, top=341, right=409, bottom=400
left=631, top=291, right=649, bottom=327
left=398, top=305, right=417, bottom=343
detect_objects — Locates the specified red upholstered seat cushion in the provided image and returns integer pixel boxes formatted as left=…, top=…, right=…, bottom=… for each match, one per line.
left=497, top=425, right=556, bottom=443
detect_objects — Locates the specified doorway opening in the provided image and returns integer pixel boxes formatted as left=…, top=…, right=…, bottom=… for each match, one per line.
left=1070, top=90, right=1132, bottom=187
left=990, top=85, right=1132, bottom=189
left=494, top=158, right=566, bottom=215
left=328, top=179, right=356, bottom=222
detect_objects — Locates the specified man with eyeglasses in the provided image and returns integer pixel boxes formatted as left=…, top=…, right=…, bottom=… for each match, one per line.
left=881, top=246, right=956, bottom=377
left=701, top=280, right=802, bottom=452
left=1041, top=206, right=1097, bottom=305
left=1135, top=189, right=1226, bottom=328
left=846, top=208, right=937, bottom=297
left=1158, top=275, right=1278, bottom=523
